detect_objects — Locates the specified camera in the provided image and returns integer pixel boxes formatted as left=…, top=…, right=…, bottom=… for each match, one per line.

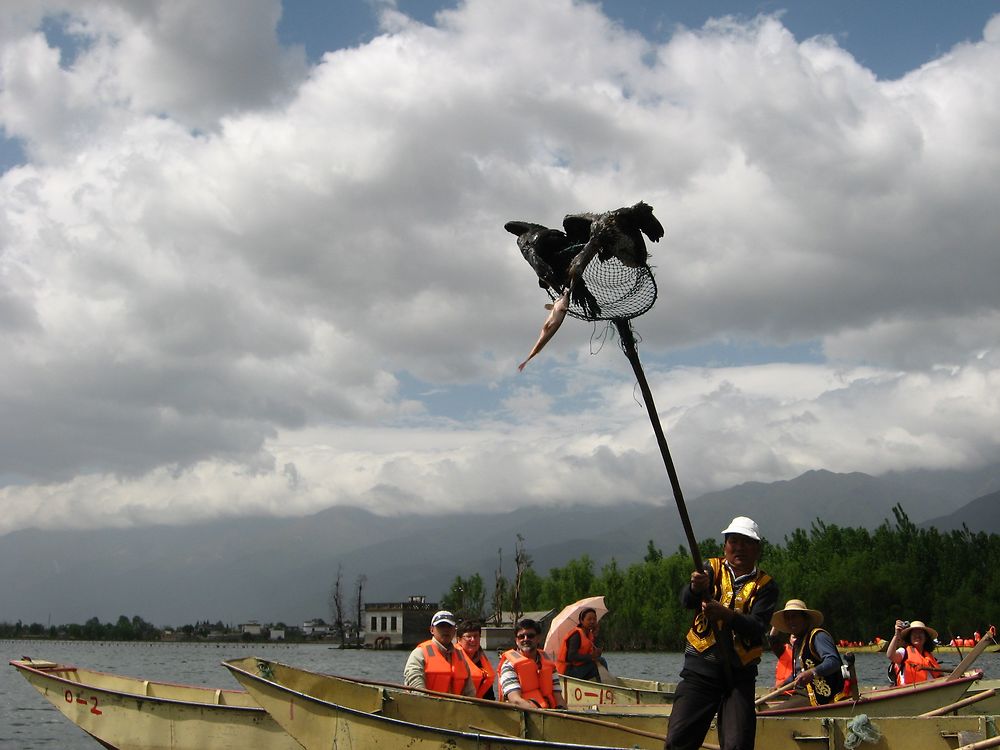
left=900, top=621, right=910, bottom=629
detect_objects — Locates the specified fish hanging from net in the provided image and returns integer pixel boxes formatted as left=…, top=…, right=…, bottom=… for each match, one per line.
left=504, top=200, right=661, bottom=324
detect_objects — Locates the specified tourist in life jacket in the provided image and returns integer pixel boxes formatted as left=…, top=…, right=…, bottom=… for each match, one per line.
left=456, top=619, right=496, bottom=699
left=498, top=618, right=566, bottom=709
left=402, top=610, right=475, bottom=696
left=770, top=599, right=848, bottom=707
left=886, top=619, right=943, bottom=685
left=556, top=607, right=604, bottom=682
left=665, top=516, right=779, bottom=750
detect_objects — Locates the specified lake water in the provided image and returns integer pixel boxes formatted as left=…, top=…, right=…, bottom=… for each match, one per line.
left=4, top=639, right=999, bottom=749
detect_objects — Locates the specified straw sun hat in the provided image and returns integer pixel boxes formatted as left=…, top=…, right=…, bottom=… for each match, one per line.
left=770, top=599, right=824, bottom=633
left=901, top=620, right=938, bottom=640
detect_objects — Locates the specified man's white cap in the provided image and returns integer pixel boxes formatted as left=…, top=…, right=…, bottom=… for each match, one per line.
left=431, top=610, right=457, bottom=627
left=721, top=516, right=761, bottom=541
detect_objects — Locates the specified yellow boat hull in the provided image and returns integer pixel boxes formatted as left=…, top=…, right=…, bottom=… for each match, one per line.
left=226, top=656, right=997, bottom=750
left=10, top=658, right=299, bottom=750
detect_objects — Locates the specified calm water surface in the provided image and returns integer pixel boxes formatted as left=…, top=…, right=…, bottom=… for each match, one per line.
left=4, top=639, right=998, bottom=749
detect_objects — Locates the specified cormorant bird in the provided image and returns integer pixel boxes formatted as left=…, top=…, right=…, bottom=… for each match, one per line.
left=563, top=200, right=664, bottom=276
left=503, top=221, right=576, bottom=291
left=505, top=219, right=601, bottom=318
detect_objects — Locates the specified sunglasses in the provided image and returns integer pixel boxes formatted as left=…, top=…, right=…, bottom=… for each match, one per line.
left=516, top=632, right=537, bottom=640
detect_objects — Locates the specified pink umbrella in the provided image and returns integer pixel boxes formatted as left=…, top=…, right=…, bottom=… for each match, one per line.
left=543, top=595, right=608, bottom=658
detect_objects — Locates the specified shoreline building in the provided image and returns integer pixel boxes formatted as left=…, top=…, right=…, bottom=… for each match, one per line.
left=363, top=595, right=437, bottom=649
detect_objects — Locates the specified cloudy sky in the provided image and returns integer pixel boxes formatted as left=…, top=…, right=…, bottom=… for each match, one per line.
left=2, top=0, right=999, bottom=536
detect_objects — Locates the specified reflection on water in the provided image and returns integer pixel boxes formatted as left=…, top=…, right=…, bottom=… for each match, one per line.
left=3, top=639, right=998, bottom=749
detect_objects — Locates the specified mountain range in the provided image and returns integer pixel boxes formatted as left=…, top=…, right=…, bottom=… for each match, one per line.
left=2, top=464, right=998, bottom=627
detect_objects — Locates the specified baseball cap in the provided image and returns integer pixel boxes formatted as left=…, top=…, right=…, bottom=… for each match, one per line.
left=431, top=610, right=457, bottom=627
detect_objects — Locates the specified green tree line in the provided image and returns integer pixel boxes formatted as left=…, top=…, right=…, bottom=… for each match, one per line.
left=442, top=506, right=1000, bottom=650
left=0, top=614, right=161, bottom=641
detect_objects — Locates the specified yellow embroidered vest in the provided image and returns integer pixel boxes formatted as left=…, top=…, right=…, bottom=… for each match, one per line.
left=799, top=628, right=847, bottom=705
left=685, top=557, right=771, bottom=666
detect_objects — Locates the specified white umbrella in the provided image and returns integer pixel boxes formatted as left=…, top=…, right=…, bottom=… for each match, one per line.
left=543, top=595, right=609, bottom=658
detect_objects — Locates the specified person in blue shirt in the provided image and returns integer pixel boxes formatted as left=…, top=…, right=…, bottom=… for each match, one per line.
left=770, top=599, right=847, bottom=707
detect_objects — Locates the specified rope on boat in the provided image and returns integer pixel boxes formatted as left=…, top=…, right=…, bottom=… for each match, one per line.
left=844, top=714, right=881, bottom=749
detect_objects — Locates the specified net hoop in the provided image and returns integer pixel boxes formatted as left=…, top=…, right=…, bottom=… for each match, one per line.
left=546, top=243, right=658, bottom=321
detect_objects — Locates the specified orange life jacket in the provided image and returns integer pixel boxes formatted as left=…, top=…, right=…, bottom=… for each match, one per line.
left=500, top=649, right=557, bottom=707
left=775, top=642, right=794, bottom=687
left=901, top=645, right=942, bottom=685
left=556, top=626, right=595, bottom=674
left=419, top=639, right=470, bottom=694
left=462, top=647, right=495, bottom=699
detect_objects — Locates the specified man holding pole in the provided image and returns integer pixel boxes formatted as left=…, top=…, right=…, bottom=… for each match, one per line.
left=665, top=516, right=779, bottom=750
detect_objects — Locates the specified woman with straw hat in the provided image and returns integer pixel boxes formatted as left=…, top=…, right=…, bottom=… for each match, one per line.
left=770, top=599, right=847, bottom=707
left=886, top=619, right=942, bottom=685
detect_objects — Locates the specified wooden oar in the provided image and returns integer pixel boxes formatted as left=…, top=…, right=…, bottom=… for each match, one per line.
left=596, top=662, right=614, bottom=683
left=956, top=735, right=1000, bottom=750
left=918, top=688, right=996, bottom=717
left=947, top=626, right=997, bottom=680
left=754, top=683, right=793, bottom=708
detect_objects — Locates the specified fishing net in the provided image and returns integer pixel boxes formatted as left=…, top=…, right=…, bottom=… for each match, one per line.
left=544, top=243, right=658, bottom=322
left=844, top=714, right=882, bottom=749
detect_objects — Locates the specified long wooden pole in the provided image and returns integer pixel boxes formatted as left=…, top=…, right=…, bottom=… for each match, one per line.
left=918, top=688, right=996, bottom=717
left=754, top=684, right=793, bottom=708
left=614, top=318, right=702, bottom=570
left=956, top=736, right=1000, bottom=750
left=947, top=627, right=996, bottom=680
left=614, top=318, right=734, bottom=691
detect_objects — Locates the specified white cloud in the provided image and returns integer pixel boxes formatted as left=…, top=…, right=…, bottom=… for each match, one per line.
left=1, top=0, right=999, bottom=534
left=0, top=0, right=306, bottom=161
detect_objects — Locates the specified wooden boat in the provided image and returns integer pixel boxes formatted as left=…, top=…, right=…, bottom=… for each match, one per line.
left=570, top=635, right=997, bottom=716
left=224, top=656, right=670, bottom=748
left=561, top=672, right=676, bottom=708
left=570, top=668, right=984, bottom=718
left=10, top=657, right=299, bottom=750
left=758, top=669, right=985, bottom=717
left=839, top=641, right=890, bottom=653
left=224, top=656, right=997, bottom=750
left=934, top=643, right=1000, bottom=654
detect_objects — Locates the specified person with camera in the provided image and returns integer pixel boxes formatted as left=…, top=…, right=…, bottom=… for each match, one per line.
left=886, top=619, right=942, bottom=684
